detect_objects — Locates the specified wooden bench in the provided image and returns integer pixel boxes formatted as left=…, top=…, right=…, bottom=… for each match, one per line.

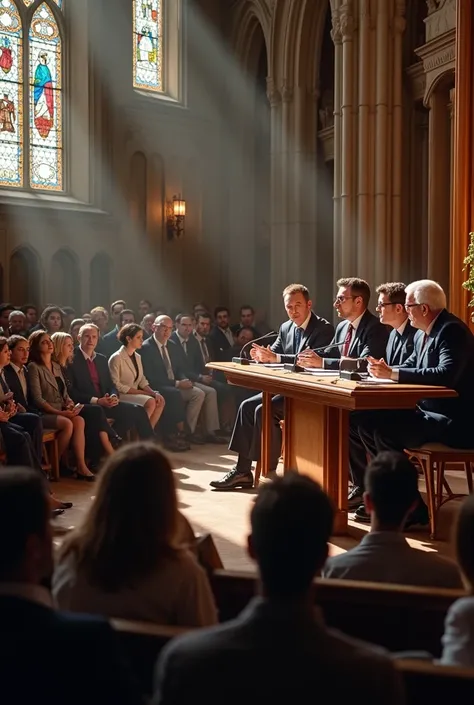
left=42, top=429, right=59, bottom=481
left=209, top=570, right=464, bottom=655
left=111, top=618, right=474, bottom=700
left=406, top=444, right=474, bottom=538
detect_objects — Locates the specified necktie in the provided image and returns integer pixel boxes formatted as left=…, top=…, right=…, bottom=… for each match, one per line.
left=18, top=367, right=27, bottom=400
left=161, top=344, right=175, bottom=381
left=182, top=340, right=187, bottom=355
left=0, top=371, right=9, bottom=395
left=342, top=324, right=354, bottom=357
left=294, top=327, right=303, bottom=353
left=200, top=338, right=210, bottom=364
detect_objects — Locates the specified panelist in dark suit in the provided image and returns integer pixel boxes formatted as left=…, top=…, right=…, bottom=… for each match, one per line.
left=375, top=282, right=416, bottom=367
left=210, top=284, right=334, bottom=490
left=298, top=277, right=389, bottom=370
left=154, top=475, right=402, bottom=705
left=350, top=279, right=474, bottom=526
left=0, top=467, right=143, bottom=705
left=68, top=323, right=154, bottom=441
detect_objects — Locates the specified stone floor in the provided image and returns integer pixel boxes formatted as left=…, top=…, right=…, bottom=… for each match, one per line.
left=51, top=444, right=465, bottom=571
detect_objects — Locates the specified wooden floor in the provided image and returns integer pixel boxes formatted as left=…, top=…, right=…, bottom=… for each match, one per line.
left=50, top=443, right=465, bottom=571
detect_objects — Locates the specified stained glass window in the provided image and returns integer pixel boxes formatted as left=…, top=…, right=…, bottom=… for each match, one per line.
left=133, top=0, right=163, bottom=92
left=0, top=0, right=23, bottom=187
left=0, top=0, right=63, bottom=191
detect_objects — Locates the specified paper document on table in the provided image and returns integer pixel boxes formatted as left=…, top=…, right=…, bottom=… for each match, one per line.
left=261, top=363, right=285, bottom=368
left=303, top=368, right=337, bottom=374
left=358, top=377, right=396, bottom=385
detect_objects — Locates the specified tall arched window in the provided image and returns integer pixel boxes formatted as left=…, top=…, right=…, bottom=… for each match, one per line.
left=132, top=0, right=182, bottom=101
left=0, top=0, right=63, bottom=191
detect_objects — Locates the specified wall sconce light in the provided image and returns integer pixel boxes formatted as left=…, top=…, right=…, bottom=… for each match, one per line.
left=166, top=195, right=186, bottom=240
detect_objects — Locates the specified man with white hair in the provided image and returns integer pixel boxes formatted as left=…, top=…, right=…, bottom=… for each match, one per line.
left=349, top=279, right=474, bottom=526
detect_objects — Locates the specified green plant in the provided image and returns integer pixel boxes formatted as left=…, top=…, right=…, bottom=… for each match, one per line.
left=463, top=231, right=474, bottom=307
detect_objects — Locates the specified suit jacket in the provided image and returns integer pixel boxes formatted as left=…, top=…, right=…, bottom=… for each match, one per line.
left=4, top=364, right=32, bottom=410
left=108, top=346, right=149, bottom=394
left=385, top=322, right=416, bottom=367
left=271, top=311, right=334, bottom=365
left=153, top=597, right=403, bottom=705
left=140, top=336, right=187, bottom=390
left=170, top=332, right=205, bottom=381
left=322, top=531, right=462, bottom=589
left=0, top=594, right=143, bottom=705
left=68, top=347, right=118, bottom=404
left=397, top=309, right=474, bottom=434
left=27, top=361, right=72, bottom=411
left=320, top=310, right=390, bottom=370
left=101, top=326, right=121, bottom=358
left=208, top=327, right=234, bottom=362
left=441, top=597, right=474, bottom=667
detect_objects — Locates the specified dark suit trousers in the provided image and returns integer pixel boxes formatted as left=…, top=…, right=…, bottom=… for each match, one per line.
left=79, top=405, right=116, bottom=464
left=229, top=393, right=284, bottom=473
left=0, top=421, right=42, bottom=471
left=349, top=408, right=448, bottom=488
left=158, top=387, right=186, bottom=434
left=105, top=403, right=154, bottom=440
left=11, top=412, right=43, bottom=467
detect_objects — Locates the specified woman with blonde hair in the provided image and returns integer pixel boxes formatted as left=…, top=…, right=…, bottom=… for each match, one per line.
left=53, top=442, right=217, bottom=627
left=108, top=323, right=164, bottom=431
left=51, top=332, right=117, bottom=465
left=27, top=330, right=94, bottom=481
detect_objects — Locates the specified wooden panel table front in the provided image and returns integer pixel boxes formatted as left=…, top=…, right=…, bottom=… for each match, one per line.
left=208, top=362, right=457, bottom=535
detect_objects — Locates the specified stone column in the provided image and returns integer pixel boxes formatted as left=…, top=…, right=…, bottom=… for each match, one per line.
left=331, top=6, right=343, bottom=286
left=391, top=0, right=406, bottom=280
left=374, top=0, right=390, bottom=284
left=267, top=77, right=285, bottom=326
left=356, top=0, right=371, bottom=279
left=427, top=89, right=451, bottom=292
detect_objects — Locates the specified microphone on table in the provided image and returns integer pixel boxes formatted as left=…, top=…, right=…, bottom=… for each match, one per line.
left=232, top=331, right=278, bottom=365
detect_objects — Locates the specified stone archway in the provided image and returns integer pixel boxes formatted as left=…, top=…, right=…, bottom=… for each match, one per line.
left=9, top=246, right=41, bottom=307
left=50, top=248, right=81, bottom=312
left=89, top=252, right=112, bottom=309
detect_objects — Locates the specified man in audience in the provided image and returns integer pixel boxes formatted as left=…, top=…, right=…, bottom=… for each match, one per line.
left=209, top=306, right=234, bottom=362
left=298, top=277, right=389, bottom=370
left=7, top=310, right=28, bottom=336
left=376, top=282, right=416, bottom=366
left=21, top=304, right=38, bottom=332
left=0, top=303, right=15, bottom=335
left=102, top=308, right=135, bottom=358
left=109, top=300, right=126, bottom=330
left=138, top=299, right=153, bottom=318
left=68, top=323, right=153, bottom=441
left=5, top=336, right=32, bottom=411
left=153, top=474, right=403, bottom=705
left=141, top=315, right=206, bottom=450
left=89, top=306, right=109, bottom=353
left=211, top=284, right=334, bottom=490
left=141, top=313, right=155, bottom=339
left=171, top=314, right=228, bottom=443
left=323, top=452, right=463, bottom=588
left=231, top=305, right=260, bottom=338
left=61, top=306, right=76, bottom=332
left=350, top=279, right=474, bottom=525
left=0, top=467, right=143, bottom=704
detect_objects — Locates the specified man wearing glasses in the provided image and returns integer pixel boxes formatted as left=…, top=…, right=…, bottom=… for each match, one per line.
left=298, top=277, right=389, bottom=370
left=375, top=282, right=416, bottom=366
left=349, top=279, right=474, bottom=526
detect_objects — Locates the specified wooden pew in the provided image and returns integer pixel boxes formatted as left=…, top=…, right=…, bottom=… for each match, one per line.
left=111, top=618, right=474, bottom=701
left=209, top=570, right=464, bottom=656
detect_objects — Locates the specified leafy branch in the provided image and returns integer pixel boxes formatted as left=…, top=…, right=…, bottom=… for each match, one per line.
left=463, top=231, right=474, bottom=308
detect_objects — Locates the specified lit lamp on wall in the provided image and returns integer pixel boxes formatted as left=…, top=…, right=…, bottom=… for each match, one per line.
left=166, top=195, right=186, bottom=240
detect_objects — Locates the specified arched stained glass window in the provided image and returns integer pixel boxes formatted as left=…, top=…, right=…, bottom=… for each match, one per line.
left=0, top=0, right=63, bottom=191
left=133, top=0, right=163, bottom=92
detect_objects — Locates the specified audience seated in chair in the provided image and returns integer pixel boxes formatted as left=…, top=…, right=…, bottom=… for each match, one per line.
left=153, top=473, right=403, bottom=705
left=0, top=467, right=143, bottom=705
left=102, top=305, right=134, bottom=358
left=441, top=494, right=474, bottom=666
left=53, top=442, right=218, bottom=628
left=323, top=451, right=462, bottom=589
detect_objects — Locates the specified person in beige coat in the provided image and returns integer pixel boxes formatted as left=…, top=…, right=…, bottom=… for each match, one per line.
left=108, top=323, right=165, bottom=431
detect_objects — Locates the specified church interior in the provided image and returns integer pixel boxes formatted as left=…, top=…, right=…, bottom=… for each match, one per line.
left=2, top=0, right=474, bottom=701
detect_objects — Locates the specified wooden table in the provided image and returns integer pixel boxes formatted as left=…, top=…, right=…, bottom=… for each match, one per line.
left=208, top=362, right=457, bottom=535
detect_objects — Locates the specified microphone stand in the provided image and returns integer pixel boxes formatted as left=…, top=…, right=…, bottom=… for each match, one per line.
left=232, top=331, right=278, bottom=365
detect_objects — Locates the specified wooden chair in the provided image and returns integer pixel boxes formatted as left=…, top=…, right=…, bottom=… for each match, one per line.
left=42, top=430, right=60, bottom=481
left=405, top=444, right=474, bottom=539
left=209, top=569, right=464, bottom=656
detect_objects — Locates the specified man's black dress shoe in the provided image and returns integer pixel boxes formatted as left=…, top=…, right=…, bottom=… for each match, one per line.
left=352, top=504, right=370, bottom=523
left=210, top=467, right=254, bottom=490
left=59, top=501, right=73, bottom=509
left=206, top=434, right=229, bottom=444
left=348, top=485, right=364, bottom=510
left=51, top=508, right=65, bottom=517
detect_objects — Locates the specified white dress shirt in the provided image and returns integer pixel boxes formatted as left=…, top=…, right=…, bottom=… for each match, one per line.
left=276, top=312, right=312, bottom=363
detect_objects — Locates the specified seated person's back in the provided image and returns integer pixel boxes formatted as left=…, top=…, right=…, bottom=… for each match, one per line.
left=153, top=474, right=403, bottom=705
left=53, top=442, right=217, bottom=627
left=0, top=466, right=143, bottom=705
left=323, top=451, right=462, bottom=589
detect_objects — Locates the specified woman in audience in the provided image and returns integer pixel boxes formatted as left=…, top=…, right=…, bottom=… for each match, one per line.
left=69, top=318, right=85, bottom=346
left=27, top=330, right=95, bottom=481
left=441, top=494, right=474, bottom=665
left=108, top=323, right=165, bottom=431
left=39, top=305, right=64, bottom=335
left=53, top=442, right=218, bottom=627
left=51, top=332, right=117, bottom=464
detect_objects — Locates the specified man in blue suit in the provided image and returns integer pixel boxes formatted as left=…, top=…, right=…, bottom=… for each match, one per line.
left=0, top=467, right=143, bottom=705
left=350, top=279, right=474, bottom=525
left=375, top=282, right=416, bottom=367
left=210, top=284, right=334, bottom=490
